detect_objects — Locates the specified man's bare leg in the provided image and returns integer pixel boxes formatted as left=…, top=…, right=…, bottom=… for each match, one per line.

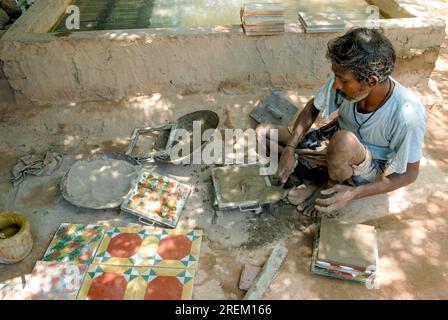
left=300, top=130, right=366, bottom=218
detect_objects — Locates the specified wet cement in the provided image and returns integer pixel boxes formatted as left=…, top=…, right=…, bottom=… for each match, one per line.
left=63, top=159, right=137, bottom=209
left=213, top=165, right=285, bottom=204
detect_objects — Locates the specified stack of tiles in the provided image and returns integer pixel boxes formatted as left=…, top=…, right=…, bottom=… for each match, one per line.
left=298, top=11, right=346, bottom=33
left=241, top=3, right=285, bottom=36
left=311, top=218, right=378, bottom=283
left=23, top=223, right=203, bottom=300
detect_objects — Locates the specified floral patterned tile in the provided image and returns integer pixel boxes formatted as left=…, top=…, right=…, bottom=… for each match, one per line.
left=121, top=170, right=191, bottom=228
left=42, top=223, right=104, bottom=264
left=24, top=261, right=88, bottom=300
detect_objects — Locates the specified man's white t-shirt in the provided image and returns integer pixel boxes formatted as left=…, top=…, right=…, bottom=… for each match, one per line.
left=313, top=75, right=426, bottom=174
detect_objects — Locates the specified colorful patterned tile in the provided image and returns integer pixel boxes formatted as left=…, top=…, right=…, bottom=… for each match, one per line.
left=42, top=223, right=104, bottom=264
left=0, top=275, right=28, bottom=300
left=93, top=227, right=203, bottom=269
left=147, top=229, right=203, bottom=269
left=134, top=267, right=196, bottom=300
left=92, top=226, right=153, bottom=266
left=77, top=264, right=139, bottom=300
left=24, top=261, right=88, bottom=300
left=121, top=170, right=191, bottom=228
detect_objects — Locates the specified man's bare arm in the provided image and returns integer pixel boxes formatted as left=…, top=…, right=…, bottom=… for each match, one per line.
left=285, top=98, right=320, bottom=148
left=315, top=162, right=420, bottom=212
left=353, top=161, right=420, bottom=200
left=277, top=98, right=320, bottom=183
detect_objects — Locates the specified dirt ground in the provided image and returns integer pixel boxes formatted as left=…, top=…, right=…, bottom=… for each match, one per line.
left=1, top=35, right=448, bottom=301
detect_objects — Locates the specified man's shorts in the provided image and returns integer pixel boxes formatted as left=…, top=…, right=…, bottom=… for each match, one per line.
left=292, top=122, right=388, bottom=186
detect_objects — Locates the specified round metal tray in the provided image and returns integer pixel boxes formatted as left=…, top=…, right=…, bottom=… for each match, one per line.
left=60, top=153, right=140, bottom=210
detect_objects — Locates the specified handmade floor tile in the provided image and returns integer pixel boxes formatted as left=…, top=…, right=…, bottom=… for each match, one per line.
left=145, top=228, right=203, bottom=269
left=121, top=170, right=192, bottom=228
left=24, top=261, right=88, bottom=300
left=93, top=227, right=203, bottom=269
left=77, top=264, right=139, bottom=300
left=92, top=226, right=154, bottom=266
left=0, top=275, right=28, bottom=300
left=134, top=267, right=196, bottom=300
left=42, top=223, right=104, bottom=264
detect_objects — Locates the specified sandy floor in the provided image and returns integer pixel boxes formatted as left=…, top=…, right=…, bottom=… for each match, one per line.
left=1, top=34, right=448, bottom=301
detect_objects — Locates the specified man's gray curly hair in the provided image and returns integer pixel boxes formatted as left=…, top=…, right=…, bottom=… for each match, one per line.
left=326, top=28, right=396, bottom=83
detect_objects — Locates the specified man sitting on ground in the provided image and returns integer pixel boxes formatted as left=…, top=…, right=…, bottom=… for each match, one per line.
left=256, top=27, right=426, bottom=218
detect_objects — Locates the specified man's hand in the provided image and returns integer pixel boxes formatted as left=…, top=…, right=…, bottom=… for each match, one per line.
left=277, top=146, right=296, bottom=184
left=315, top=184, right=356, bottom=213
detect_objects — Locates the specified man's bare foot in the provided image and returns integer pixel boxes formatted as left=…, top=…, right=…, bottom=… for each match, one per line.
left=287, top=183, right=318, bottom=207
left=299, top=184, right=345, bottom=219
left=300, top=187, right=323, bottom=219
